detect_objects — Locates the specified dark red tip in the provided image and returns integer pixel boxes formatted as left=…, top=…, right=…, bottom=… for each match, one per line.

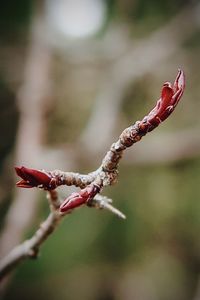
left=15, top=166, right=52, bottom=189
left=141, top=69, right=185, bottom=129
left=60, top=193, right=87, bottom=213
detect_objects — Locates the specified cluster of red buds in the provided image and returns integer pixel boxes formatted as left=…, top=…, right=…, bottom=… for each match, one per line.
left=15, top=166, right=100, bottom=213
left=138, top=69, right=185, bottom=133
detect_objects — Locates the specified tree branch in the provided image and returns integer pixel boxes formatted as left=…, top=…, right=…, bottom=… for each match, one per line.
left=0, top=69, right=185, bottom=280
left=0, top=191, right=62, bottom=281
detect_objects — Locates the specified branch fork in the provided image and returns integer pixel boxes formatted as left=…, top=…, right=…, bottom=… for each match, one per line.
left=0, top=70, right=185, bottom=280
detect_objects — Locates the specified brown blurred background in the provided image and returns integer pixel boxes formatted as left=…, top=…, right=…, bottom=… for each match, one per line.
left=0, top=0, right=200, bottom=299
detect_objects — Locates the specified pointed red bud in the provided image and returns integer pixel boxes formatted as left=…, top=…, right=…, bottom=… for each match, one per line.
left=60, top=184, right=100, bottom=213
left=15, top=166, right=54, bottom=189
left=140, top=69, right=185, bottom=131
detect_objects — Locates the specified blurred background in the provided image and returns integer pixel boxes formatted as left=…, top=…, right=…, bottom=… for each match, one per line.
left=0, top=0, right=200, bottom=299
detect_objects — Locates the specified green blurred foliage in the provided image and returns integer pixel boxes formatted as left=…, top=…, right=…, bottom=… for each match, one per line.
left=0, top=1, right=33, bottom=41
left=113, top=0, right=190, bottom=35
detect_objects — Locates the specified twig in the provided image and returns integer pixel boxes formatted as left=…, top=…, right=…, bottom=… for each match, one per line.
left=88, top=195, right=126, bottom=220
left=0, top=69, right=185, bottom=281
left=0, top=190, right=126, bottom=282
left=0, top=191, right=62, bottom=281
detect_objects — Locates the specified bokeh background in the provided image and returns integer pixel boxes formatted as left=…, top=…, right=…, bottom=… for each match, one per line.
left=0, top=0, right=200, bottom=299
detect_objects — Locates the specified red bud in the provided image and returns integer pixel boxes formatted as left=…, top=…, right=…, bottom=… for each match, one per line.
left=140, top=69, right=185, bottom=132
left=15, top=166, right=54, bottom=189
left=60, top=184, right=100, bottom=213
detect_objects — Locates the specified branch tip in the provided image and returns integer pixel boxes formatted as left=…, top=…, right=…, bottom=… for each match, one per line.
left=88, top=195, right=126, bottom=220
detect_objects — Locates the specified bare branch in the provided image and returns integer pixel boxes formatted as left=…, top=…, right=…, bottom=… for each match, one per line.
left=0, top=191, right=62, bottom=281
left=88, top=195, right=126, bottom=220
left=0, top=69, right=185, bottom=281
